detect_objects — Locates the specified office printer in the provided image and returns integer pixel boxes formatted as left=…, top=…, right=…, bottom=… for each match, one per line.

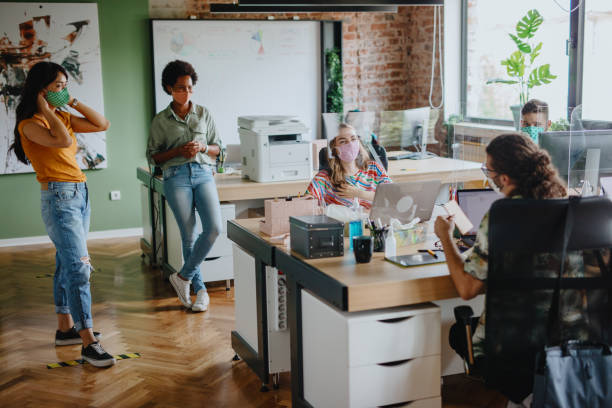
left=238, top=115, right=312, bottom=182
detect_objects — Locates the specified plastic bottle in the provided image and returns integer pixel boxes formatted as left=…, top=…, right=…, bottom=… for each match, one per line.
left=349, top=198, right=363, bottom=250
left=384, top=225, right=396, bottom=259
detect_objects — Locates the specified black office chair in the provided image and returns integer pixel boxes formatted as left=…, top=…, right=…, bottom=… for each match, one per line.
left=451, top=196, right=612, bottom=403
left=318, top=137, right=388, bottom=172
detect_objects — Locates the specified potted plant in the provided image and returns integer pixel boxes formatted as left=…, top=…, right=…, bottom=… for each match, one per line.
left=325, top=47, right=343, bottom=114
left=487, top=9, right=557, bottom=129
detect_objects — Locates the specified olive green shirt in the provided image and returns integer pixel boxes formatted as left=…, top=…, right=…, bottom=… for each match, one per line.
left=147, top=103, right=222, bottom=171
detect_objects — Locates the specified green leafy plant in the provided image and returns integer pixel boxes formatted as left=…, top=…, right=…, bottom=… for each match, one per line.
left=325, top=47, right=343, bottom=114
left=487, top=9, right=557, bottom=106
left=549, top=117, right=570, bottom=131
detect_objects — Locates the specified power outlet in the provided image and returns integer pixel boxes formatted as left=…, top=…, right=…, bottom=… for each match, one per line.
left=110, top=190, right=121, bottom=201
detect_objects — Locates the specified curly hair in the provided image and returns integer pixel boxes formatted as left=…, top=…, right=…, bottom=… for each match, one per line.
left=161, top=60, right=198, bottom=95
left=328, top=123, right=370, bottom=189
left=486, top=133, right=566, bottom=199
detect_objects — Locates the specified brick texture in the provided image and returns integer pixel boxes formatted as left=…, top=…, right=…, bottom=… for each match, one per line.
left=149, top=1, right=446, bottom=152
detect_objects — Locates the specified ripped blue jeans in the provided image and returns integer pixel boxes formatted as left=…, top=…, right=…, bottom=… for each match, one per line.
left=41, top=182, right=93, bottom=332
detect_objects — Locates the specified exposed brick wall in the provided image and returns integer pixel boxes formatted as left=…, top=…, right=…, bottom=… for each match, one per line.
left=149, top=1, right=446, bottom=152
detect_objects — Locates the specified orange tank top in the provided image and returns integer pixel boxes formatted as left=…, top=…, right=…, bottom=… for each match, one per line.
left=18, top=111, right=86, bottom=184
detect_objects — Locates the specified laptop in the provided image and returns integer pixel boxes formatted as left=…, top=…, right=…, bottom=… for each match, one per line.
left=370, top=180, right=441, bottom=225
left=456, top=188, right=501, bottom=245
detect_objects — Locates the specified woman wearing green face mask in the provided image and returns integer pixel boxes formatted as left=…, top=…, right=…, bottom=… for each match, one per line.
left=10, top=61, right=113, bottom=367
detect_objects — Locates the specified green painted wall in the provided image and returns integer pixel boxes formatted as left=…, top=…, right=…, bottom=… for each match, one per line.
left=0, top=0, right=152, bottom=239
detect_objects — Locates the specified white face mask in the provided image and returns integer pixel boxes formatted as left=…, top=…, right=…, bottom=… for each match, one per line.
left=487, top=175, right=503, bottom=195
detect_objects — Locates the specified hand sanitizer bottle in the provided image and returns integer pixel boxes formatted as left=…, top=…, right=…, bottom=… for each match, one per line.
left=385, top=225, right=396, bottom=259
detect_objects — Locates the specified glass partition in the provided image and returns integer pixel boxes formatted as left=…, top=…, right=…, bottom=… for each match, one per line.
left=538, top=104, right=612, bottom=196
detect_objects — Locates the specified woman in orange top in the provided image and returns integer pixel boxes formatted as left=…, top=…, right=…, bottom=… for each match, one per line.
left=10, top=62, right=114, bottom=367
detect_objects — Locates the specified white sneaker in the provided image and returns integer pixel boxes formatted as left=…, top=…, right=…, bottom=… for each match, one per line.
left=192, top=290, right=210, bottom=312
left=169, top=273, right=192, bottom=308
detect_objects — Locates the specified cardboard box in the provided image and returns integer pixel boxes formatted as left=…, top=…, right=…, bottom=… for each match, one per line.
left=259, top=196, right=321, bottom=236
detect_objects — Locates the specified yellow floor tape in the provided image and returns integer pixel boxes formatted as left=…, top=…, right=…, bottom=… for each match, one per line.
left=47, top=353, right=141, bottom=369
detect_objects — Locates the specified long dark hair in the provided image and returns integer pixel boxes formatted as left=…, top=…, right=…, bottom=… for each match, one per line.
left=486, top=133, right=566, bottom=199
left=10, top=62, right=68, bottom=164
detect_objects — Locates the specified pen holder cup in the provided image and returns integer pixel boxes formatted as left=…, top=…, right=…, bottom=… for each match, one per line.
left=372, top=228, right=386, bottom=252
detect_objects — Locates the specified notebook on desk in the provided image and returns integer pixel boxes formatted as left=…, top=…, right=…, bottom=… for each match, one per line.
left=456, top=188, right=500, bottom=246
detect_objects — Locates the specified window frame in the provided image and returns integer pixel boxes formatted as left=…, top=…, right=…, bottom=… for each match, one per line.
left=459, top=0, right=609, bottom=125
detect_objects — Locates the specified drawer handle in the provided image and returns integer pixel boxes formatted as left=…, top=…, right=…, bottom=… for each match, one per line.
left=377, top=316, right=413, bottom=324
left=378, top=401, right=416, bottom=408
left=377, top=358, right=412, bottom=367
left=204, top=256, right=221, bottom=261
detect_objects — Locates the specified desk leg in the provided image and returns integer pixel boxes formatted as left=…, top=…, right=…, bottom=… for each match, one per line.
left=287, top=273, right=314, bottom=408
left=147, top=184, right=157, bottom=265
left=255, top=260, right=270, bottom=391
left=231, top=257, right=271, bottom=391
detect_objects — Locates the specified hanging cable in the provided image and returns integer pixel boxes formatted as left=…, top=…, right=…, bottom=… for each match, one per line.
left=429, top=5, right=444, bottom=109
left=552, top=0, right=583, bottom=14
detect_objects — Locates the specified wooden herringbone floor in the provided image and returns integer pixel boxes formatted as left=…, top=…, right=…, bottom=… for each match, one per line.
left=0, top=237, right=506, bottom=408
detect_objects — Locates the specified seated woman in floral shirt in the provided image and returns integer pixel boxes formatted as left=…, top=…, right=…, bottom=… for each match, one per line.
left=306, top=123, right=391, bottom=210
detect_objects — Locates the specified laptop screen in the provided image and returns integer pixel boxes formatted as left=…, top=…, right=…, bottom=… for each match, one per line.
left=456, top=189, right=500, bottom=236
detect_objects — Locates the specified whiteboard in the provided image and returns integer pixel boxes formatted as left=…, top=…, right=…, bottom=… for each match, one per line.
left=151, top=20, right=321, bottom=145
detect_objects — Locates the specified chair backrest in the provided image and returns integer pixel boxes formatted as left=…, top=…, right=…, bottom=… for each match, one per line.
left=484, top=197, right=612, bottom=401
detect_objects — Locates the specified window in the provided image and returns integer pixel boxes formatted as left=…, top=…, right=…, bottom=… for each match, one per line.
left=461, top=0, right=609, bottom=124
left=582, top=0, right=612, bottom=121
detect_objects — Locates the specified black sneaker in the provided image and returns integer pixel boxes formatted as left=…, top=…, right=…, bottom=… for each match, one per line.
left=55, top=327, right=102, bottom=346
left=81, top=342, right=116, bottom=367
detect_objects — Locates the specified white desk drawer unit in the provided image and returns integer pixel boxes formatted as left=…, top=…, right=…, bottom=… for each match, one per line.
left=166, top=202, right=236, bottom=283
left=302, top=290, right=441, bottom=408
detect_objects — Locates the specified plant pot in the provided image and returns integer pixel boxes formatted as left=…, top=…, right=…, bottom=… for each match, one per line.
left=510, top=105, right=522, bottom=130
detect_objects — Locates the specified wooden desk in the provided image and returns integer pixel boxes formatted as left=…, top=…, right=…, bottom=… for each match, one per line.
left=228, top=218, right=464, bottom=407
left=137, top=158, right=483, bottom=265
left=138, top=157, right=483, bottom=201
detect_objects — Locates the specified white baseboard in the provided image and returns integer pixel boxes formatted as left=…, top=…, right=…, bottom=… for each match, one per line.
left=0, top=228, right=144, bottom=248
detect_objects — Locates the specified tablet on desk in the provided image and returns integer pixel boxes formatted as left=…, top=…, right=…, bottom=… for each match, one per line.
left=385, top=252, right=446, bottom=267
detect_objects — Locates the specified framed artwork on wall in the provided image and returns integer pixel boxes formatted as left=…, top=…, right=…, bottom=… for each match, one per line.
left=0, top=2, right=106, bottom=175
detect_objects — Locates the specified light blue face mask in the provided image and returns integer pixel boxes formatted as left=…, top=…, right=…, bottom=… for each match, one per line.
left=521, top=126, right=544, bottom=144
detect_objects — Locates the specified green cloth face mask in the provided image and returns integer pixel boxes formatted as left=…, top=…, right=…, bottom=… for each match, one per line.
left=521, top=126, right=544, bottom=144
left=46, top=88, right=70, bottom=108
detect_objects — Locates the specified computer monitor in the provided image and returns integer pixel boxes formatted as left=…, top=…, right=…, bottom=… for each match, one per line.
left=601, top=177, right=612, bottom=199
left=379, top=107, right=433, bottom=160
left=456, top=189, right=501, bottom=236
left=344, top=111, right=378, bottom=141
left=539, top=130, right=612, bottom=181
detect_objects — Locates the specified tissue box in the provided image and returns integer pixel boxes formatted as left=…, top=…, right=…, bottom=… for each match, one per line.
left=259, top=196, right=320, bottom=236
left=393, top=223, right=427, bottom=247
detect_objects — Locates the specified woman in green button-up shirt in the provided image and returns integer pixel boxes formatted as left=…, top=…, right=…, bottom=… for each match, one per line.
left=147, top=60, right=223, bottom=313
